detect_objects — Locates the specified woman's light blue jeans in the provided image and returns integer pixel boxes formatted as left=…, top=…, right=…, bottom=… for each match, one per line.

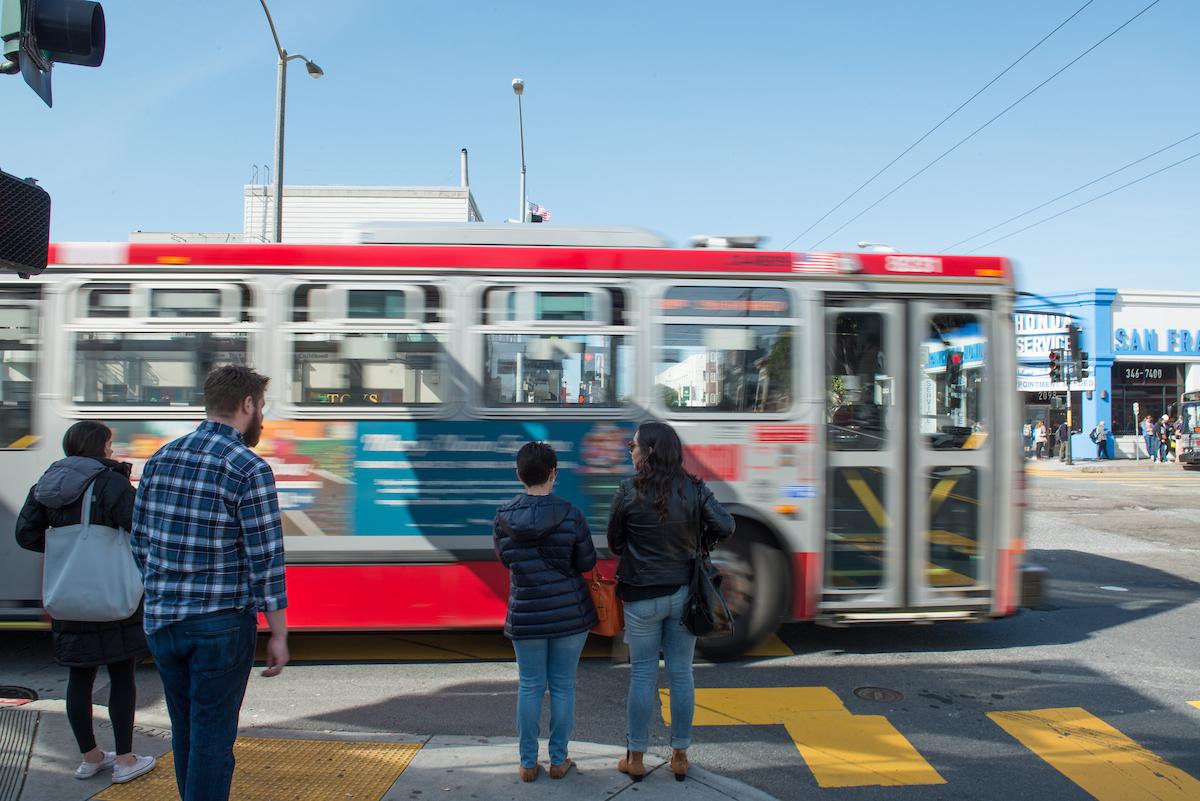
left=624, top=585, right=696, bottom=752
left=511, top=630, right=589, bottom=769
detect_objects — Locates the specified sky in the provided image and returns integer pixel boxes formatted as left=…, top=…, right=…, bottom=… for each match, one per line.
left=3, top=0, right=1197, bottom=294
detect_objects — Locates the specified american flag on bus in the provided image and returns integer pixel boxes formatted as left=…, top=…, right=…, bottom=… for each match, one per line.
left=793, top=251, right=841, bottom=274
left=527, top=202, right=552, bottom=222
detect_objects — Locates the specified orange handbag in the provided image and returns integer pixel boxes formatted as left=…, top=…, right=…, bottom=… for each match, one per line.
left=588, top=570, right=624, bottom=637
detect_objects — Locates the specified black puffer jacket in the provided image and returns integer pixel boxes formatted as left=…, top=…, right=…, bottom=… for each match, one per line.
left=493, top=494, right=598, bottom=640
left=15, top=456, right=148, bottom=668
left=606, top=476, right=735, bottom=590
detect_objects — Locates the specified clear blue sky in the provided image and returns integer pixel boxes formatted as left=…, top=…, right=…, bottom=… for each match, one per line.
left=4, top=0, right=1197, bottom=293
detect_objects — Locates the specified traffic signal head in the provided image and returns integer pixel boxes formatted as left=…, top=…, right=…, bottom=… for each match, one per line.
left=1, top=0, right=105, bottom=106
left=946, top=349, right=963, bottom=387
left=0, top=169, right=51, bottom=276
left=1079, top=351, right=1089, bottom=378
left=1067, top=325, right=1082, bottom=359
left=1048, top=349, right=1062, bottom=383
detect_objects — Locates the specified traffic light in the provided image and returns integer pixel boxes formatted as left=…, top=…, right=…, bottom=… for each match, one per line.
left=946, top=349, right=963, bottom=388
left=1048, top=349, right=1062, bottom=383
left=1078, top=351, right=1089, bottom=379
left=0, top=169, right=50, bottom=276
left=1067, top=324, right=1082, bottom=360
left=1, top=0, right=105, bottom=107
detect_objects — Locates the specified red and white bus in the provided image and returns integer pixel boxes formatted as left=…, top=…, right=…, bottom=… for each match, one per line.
left=0, top=226, right=1030, bottom=658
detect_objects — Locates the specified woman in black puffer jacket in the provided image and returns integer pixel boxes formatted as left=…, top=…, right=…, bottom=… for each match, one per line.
left=15, top=421, right=155, bottom=783
left=493, top=442, right=597, bottom=782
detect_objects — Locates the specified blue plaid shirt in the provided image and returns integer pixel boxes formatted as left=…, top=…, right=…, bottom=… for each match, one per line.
left=132, top=420, right=288, bottom=634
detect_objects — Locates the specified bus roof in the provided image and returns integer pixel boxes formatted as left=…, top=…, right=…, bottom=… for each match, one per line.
left=46, top=239, right=1011, bottom=282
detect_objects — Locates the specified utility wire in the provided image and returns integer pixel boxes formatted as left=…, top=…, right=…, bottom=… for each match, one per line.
left=965, top=149, right=1200, bottom=253
left=805, top=0, right=1163, bottom=251
left=782, top=0, right=1097, bottom=251
left=940, top=130, right=1200, bottom=252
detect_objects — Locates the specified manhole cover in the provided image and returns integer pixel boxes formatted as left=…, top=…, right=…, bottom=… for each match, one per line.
left=0, top=687, right=37, bottom=707
left=853, top=686, right=903, bottom=703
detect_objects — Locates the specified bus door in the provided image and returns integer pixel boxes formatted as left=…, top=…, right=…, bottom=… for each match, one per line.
left=821, top=298, right=994, bottom=615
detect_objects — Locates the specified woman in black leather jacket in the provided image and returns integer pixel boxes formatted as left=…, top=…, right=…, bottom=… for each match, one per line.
left=15, top=421, right=156, bottom=784
left=606, top=421, right=734, bottom=782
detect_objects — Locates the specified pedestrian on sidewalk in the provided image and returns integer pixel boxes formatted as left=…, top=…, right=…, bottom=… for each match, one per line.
left=132, top=366, right=289, bottom=801
left=493, top=442, right=598, bottom=782
left=15, top=421, right=158, bottom=785
left=1091, top=420, right=1109, bottom=460
left=1055, top=421, right=1069, bottom=461
left=1034, top=420, right=1047, bottom=459
left=1156, top=415, right=1171, bottom=463
left=607, top=422, right=735, bottom=783
left=1142, top=415, right=1157, bottom=462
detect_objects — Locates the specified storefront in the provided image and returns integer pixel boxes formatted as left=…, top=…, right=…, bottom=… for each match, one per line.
left=1015, top=289, right=1200, bottom=459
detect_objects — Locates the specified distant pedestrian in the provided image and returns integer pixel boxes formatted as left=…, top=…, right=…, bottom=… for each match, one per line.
left=1156, top=415, right=1171, bottom=463
left=132, top=366, right=289, bottom=801
left=1056, top=421, right=1069, bottom=461
left=608, top=422, right=735, bottom=783
left=1142, top=415, right=1157, bottom=461
left=1091, top=420, right=1109, bottom=460
left=493, top=442, right=598, bottom=782
left=15, top=421, right=157, bottom=785
left=1034, top=420, right=1047, bottom=459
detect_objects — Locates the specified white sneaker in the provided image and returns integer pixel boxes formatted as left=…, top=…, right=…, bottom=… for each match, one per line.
left=74, top=751, right=116, bottom=779
left=112, top=754, right=157, bottom=784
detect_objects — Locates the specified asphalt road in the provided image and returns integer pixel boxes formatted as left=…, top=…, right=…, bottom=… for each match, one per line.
left=2, top=467, right=1198, bottom=800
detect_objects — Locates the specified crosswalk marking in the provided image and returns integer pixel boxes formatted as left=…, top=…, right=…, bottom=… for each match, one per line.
left=1189, top=701, right=1200, bottom=710
left=662, top=687, right=945, bottom=788
left=989, top=707, right=1200, bottom=801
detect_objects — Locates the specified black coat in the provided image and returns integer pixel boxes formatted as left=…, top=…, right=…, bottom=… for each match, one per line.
left=606, top=476, right=735, bottom=590
left=15, top=457, right=148, bottom=668
left=493, top=494, right=598, bottom=640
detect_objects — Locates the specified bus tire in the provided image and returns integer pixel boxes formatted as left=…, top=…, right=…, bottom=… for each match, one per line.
left=695, top=520, right=789, bottom=661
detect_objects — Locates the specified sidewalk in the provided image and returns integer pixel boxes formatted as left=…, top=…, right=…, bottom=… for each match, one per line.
left=1026, top=455, right=1193, bottom=473
left=2, top=700, right=779, bottom=801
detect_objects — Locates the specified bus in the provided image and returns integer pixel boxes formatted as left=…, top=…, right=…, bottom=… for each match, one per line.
left=0, top=226, right=1031, bottom=658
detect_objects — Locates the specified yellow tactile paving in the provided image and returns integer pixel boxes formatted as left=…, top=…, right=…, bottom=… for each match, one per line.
left=664, top=687, right=945, bottom=788
left=989, top=707, right=1200, bottom=801
left=93, top=737, right=422, bottom=801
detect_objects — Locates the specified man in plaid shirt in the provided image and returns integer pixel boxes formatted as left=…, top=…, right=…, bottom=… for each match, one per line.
left=132, top=365, right=288, bottom=801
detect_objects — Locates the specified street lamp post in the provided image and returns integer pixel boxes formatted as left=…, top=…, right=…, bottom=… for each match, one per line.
left=259, top=0, right=323, bottom=243
left=512, top=78, right=527, bottom=223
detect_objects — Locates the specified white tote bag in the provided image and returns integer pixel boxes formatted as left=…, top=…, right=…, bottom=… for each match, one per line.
left=42, top=481, right=143, bottom=622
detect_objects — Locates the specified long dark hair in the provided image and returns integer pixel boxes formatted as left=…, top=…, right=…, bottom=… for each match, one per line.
left=633, top=421, right=696, bottom=521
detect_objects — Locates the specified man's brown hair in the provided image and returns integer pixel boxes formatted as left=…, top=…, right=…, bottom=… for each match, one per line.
left=204, top=365, right=270, bottom=417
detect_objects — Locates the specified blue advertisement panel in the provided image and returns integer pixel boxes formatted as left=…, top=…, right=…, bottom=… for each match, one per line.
left=354, top=420, right=636, bottom=537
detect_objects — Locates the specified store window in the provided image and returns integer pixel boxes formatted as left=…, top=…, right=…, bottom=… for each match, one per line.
left=1110, top=363, right=1183, bottom=434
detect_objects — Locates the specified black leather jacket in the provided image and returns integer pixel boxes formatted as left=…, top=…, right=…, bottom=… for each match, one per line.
left=606, top=476, right=734, bottom=589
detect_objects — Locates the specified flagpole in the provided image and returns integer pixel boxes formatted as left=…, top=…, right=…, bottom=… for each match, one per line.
left=513, top=78, right=528, bottom=223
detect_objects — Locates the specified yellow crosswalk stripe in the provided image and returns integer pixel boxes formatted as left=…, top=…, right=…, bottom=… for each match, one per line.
left=989, top=707, right=1200, bottom=801
left=663, top=687, right=945, bottom=788
left=1189, top=701, right=1200, bottom=710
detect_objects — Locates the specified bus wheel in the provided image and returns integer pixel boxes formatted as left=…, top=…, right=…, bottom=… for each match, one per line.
left=695, top=522, right=789, bottom=661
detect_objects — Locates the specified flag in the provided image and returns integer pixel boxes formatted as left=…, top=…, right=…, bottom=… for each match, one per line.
left=527, top=201, right=552, bottom=222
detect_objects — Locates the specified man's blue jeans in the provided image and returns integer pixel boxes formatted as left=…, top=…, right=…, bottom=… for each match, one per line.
left=147, top=609, right=257, bottom=801
left=624, top=585, right=696, bottom=752
left=1145, top=433, right=1157, bottom=460
left=511, top=630, right=589, bottom=769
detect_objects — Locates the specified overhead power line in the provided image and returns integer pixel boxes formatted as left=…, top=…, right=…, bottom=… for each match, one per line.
left=782, top=0, right=1097, bottom=251
left=965, top=149, right=1200, bottom=253
left=940, top=130, right=1200, bottom=252
left=804, top=0, right=1163, bottom=251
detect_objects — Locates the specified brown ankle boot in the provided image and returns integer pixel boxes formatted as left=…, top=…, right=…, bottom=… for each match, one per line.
left=617, top=750, right=645, bottom=782
left=671, top=748, right=689, bottom=782
left=519, top=764, right=539, bottom=782
left=548, top=758, right=574, bottom=779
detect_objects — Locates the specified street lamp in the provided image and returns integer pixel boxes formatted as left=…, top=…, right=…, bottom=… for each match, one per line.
left=512, top=78, right=527, bottom=223
left=857, top=241, right=899, bottom=253
left=259, top=0, right=323, bottom=243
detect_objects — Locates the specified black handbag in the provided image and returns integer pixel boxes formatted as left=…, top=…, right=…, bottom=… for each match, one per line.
left=681, top=480, right=734, bottom=638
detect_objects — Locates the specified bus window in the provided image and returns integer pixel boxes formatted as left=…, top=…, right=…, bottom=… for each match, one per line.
left=0, top=290, right=38, bottom=448
left=73, top=332, right=249, bottom=406
left=656, top=324, right=792, bottom=413
left=484, top=334, right=630, bottom=407
left=921, top=313, right=988, bottom=449
left=826, top=312, right=890, bottom=450
left=149, top=288, right=223, bottom=318
left=291, top=332, right=443, bottom=406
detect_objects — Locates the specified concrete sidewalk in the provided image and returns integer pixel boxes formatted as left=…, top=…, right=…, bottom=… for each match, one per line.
left=3, top=700, right=779, bottom=801
left=1026, top=456, right=1193, bottom=473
